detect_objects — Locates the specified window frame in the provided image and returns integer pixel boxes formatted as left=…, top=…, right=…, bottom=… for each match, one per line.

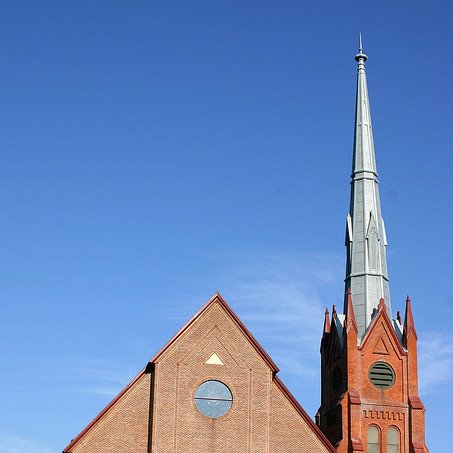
left=367, top=424, right=381, bottom=453
left=386, top=426, right=400, bottom=453
left=194, top=379, right=233, bottom=419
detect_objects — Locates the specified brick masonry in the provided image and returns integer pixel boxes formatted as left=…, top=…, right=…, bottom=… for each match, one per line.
left=64, top=294, right=335, bottom=453
left=317, top=298, right=429, bottom=453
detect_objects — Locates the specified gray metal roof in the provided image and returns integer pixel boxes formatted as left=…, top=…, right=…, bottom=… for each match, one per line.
left=343, top=37, right=392, bottom=338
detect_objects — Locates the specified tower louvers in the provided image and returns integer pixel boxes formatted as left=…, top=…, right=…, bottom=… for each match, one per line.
left=317, top=39, right=429, bottom=453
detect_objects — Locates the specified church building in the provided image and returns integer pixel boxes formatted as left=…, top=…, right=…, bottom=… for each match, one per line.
left=63, top=41, right=429, bottom=453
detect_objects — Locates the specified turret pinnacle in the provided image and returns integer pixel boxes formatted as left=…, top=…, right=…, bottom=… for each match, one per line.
left=403, top=295, right=418, bottom=344
left=346, top=289, right=358, bottom=333
left=344, top=37, right=391, bottom=338
left=323, top=308, right=331, bottom=334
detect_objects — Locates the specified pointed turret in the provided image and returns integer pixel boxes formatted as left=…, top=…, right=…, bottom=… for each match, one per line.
left=323, top=308, right=331, bottom=334
left=345, top=289, right=358, bottom=333
left=403, top=294, right=418, bottom=344
left=344, top=36, right=391, bottom=338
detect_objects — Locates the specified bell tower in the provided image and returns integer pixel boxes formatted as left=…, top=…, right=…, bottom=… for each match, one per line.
left=316, top=37, right=429, bottom=453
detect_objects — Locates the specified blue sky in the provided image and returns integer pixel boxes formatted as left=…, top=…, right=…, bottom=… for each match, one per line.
left=1, top=1, right=452, bottom=452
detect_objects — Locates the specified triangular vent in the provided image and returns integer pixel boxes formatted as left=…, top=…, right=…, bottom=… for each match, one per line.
left=205, top=353, right=224, bottom=365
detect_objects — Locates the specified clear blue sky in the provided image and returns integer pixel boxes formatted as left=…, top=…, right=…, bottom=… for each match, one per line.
left=1, top=2, right=452, bottom=452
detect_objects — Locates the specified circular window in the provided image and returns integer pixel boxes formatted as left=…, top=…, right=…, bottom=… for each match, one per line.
left=369, top=362, right=395, bottom=389
left=195, top=380, right=233, bottom=418
left=332, top=366, right=343, bottom=394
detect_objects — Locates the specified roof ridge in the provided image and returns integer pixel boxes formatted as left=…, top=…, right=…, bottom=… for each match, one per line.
left=150, top=292, right=279, bottom=372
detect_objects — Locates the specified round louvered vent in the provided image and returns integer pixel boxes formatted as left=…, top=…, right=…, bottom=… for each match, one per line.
left=332, top=366, right=343, bottom=394
left=369, top=362, right=395, bottom=389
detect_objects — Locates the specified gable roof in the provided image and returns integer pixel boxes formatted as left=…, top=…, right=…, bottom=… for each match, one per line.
left=64, top=292, right=336, bottom=452
left=274, top=376, right=337, bottom=453
left=150, top=292, right=279, bottom=372
left=64, top=292, right=280, bottom=452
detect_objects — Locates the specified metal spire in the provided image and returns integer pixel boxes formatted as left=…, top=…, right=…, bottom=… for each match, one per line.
left=344, top=37, right=391, bottom=338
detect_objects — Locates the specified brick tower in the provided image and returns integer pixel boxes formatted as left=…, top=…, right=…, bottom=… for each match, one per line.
left=316, top=37, right=429, bottom=453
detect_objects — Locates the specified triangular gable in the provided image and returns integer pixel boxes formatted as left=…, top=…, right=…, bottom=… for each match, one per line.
left=360, top=302, right=405, bottom=356
left=64, top=292, right=335, bottom=453
left=366, top=210, right=380, bottom=240
left=64, top=292, right=279, bottom=452
left=150, top=292, right=279, bottom=372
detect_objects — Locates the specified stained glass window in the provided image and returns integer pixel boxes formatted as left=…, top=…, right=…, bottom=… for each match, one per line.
left=195, top=380, right=233, bottom=418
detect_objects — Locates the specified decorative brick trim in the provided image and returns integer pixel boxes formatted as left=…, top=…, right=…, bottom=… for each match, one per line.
left=363, top=410, right=403, bottom=420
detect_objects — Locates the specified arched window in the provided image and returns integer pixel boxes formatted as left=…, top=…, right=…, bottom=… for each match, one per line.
left=386, top=427, right=399, bottom=453
left=367, top=425, right=380, bottom=453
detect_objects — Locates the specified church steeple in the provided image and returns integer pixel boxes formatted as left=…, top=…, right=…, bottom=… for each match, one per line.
left=344, top=36, right=391, bottom=337
left=319, top=39, right=428, bottom=453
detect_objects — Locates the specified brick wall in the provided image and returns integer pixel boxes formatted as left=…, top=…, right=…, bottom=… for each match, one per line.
left=66, top=295, right=335, bottom=453
left=70, top=372, right=151, bottom=453
left=150, top=298, right=333, bottom=453
left=318, top=301, right=429, bottom=453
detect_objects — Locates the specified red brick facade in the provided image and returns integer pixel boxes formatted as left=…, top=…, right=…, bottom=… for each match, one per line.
left=64, top=294, right=335, bottom=453
left=317, top=295, right=429, bottom=453
left=66, top=372, right=151, bottom=453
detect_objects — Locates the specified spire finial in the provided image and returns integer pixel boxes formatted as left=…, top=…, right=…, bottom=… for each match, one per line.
left=355, top=33, right=367, bottom=62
